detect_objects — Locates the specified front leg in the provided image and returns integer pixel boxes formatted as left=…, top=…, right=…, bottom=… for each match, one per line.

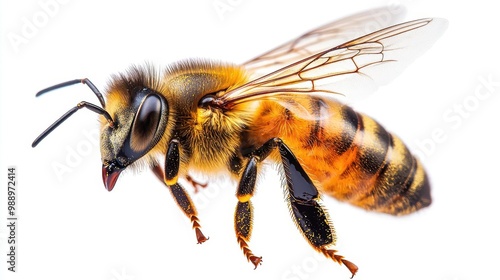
left=152, top=139, right=208, bottom=244
left=235, top=138, right=357, bottom=277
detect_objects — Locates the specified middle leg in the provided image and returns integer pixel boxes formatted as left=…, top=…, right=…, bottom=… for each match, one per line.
left=233, top=138, right=285, bottom=269
left=234, top=138, right=357, bottom=277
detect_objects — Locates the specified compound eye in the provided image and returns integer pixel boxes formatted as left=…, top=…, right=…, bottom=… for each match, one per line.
left=129, top=94, right=162, bottom=155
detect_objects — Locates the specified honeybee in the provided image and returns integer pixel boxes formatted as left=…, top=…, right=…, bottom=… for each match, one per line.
left=32, top=8, right=447, bottom=278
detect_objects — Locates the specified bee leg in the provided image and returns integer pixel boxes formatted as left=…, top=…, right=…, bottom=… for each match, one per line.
left=241, top=138, right=357, bottom=276
left=276, top=139, right=358, bottom=278
left=152, top=139, right=209, bottom=244
left=288, top=199, right=358, bottom=278
left=185, top=174, right=208, bottom=193
left=233, top=138, right=301, bottom=268
left=235, top=202, right=261, bottom=268
left=235, top=156, right=262, bottom=269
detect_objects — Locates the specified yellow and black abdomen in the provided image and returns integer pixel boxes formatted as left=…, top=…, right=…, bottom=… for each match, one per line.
left=248, top=97, right=431, bottom=216
left=324, top=103, right=431, bottom=215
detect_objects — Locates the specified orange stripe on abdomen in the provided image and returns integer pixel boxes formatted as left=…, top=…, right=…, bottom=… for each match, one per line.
left=315, top=104, right=431, bottom=215
left=247, top=98, right=431, bottom=215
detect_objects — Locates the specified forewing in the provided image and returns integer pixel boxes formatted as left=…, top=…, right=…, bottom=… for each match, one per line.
left=221, top=18, right=447, bottom=107
left=243, top=6, right=407, bottom=76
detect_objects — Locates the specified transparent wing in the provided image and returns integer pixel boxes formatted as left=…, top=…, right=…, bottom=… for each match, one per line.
left=220, top=18, right=447, bottom=108
left=243, top=6, right=407, bottom=76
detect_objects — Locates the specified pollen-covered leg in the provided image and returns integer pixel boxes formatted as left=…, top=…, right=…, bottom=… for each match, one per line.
left=235, top=157, right=262, bottom=268
left=152, top=139, right=208, bottom=244
left=279, top=139, right=358, bottom=278
left=235, top=201, right=262, bottom=268
left=236, top=138, right=357, bottom=275
left=289, top=198, right=358, bottom=278
left=233, top=138, right=316, bottom=269
left=169, top=182, right=209, bottom=244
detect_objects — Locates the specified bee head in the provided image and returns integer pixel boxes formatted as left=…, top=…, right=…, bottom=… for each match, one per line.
left=100, top=67, right=169, bottom=191
left=100, top=89, right=169, bottom=191
left=32, top=66, right=169, bottom=192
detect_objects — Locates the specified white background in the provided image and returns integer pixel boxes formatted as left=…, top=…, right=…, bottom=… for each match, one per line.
left=1, top=1, right=499, bottom=280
